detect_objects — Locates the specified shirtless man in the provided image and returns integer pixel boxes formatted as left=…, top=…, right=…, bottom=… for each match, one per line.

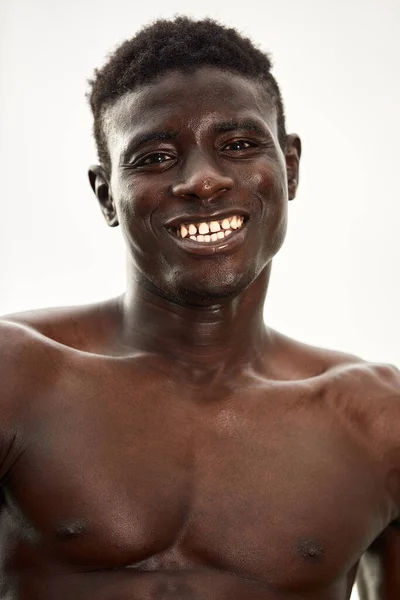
left=0, top=16, right=399, bottom=600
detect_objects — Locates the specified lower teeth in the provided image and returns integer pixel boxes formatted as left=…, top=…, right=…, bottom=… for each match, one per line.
left=189, top=230, right=232, bottom=242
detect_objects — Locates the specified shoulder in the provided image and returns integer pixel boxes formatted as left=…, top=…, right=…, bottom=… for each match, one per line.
left=0, top=318, right=71, bottom=480
left=0, top=320, right=47, bottom=475
left=271, top=329, right=399, bottom=382
left=0, top=301, right=124, bottom=473
left=0, top=302, right=109, bottom=416
left=271, top=329, right=400, bottom=447
left=269, top=329, right=365, bottom=380
left=322, top=358, right=400, bottom=519
left=318, top=356, right=400, bottom=426
left=325, top=359, right=400, bottom=401
left=1, top=296, right=122, bottom=352
left=0, top=318, right=63, bottom=397
left=0, top=318, right=37, bottom=379
left=325, top=360, right=400, bottom=502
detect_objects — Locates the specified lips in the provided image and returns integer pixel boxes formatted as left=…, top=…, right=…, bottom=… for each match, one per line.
left=165, top=216, right=249, bottom=257
left=174, top=214, right=246, bottom=243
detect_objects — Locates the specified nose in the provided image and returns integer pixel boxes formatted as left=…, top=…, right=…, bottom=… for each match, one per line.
left=171, top=152, right=234, bottom=200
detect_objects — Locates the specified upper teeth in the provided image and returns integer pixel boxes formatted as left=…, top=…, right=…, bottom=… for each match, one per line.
left=177, top=215, right=244, bottom=242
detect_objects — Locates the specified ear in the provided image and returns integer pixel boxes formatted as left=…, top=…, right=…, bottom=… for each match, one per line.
left=285, top=134, right=301, bottom=201
left=88, top=165, right=119, bottom=227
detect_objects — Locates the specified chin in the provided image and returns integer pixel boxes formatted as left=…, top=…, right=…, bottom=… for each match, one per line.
left=167, top=269, right=258, bottom=306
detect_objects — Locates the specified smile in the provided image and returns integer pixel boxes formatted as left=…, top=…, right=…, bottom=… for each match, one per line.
left=171, top=215, right=246, bottom=244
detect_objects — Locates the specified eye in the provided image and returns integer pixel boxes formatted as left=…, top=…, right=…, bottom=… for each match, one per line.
left=135, top=152, right=175, bottom=167
left=222, top=139, right=257, bottom=152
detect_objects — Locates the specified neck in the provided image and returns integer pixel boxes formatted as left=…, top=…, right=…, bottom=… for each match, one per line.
left=119, top=263, right=273, bottom=374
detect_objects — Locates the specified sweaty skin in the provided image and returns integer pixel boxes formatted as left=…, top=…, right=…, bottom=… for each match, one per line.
left=1, top=68, right=399, bottom=600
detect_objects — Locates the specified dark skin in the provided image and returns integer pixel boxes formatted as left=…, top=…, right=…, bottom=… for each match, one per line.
left=0, top=67, right=399, bottom=599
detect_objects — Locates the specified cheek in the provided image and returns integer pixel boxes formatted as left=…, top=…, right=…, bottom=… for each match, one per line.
left=262, top=160, right=288, bottom=204
left=111, top=175, right=161, bottom=240
left=253, top=161, right=288, bottom=254
left=253, top=160, right=288, bottom=215
left=112, top=176, right=143, bottom=219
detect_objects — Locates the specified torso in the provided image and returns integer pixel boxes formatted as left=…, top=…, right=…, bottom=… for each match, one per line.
left=0, top=301, right=399, bottom=600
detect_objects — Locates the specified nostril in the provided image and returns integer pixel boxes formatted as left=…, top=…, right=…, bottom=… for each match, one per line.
left=172, top=173, right=233, bottom=200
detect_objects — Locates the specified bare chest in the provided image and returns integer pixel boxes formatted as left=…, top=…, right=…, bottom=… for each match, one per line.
left=3, top=362, right=393, bottom=590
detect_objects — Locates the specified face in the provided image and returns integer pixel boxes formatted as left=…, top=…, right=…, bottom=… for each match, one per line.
left=90, top=68, right=301, bottom=305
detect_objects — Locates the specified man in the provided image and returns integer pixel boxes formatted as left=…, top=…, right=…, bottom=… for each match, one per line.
left=0, top=16, right=399, bottom=600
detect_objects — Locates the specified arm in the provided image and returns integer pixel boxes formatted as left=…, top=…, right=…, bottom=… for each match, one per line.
left=357, top=523, right=400, bottom=600
left=0, top=320, right=32, bottom=483
left=357, top=364, right=400, bottom=600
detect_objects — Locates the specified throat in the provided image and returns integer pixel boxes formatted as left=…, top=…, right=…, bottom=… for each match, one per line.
left=119, top=263, right=273, bottom=372
left=120, top=296, right=268, bottom=373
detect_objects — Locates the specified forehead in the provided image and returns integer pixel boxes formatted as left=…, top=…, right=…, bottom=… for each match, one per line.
left=103, top=68, right=278, bottom=151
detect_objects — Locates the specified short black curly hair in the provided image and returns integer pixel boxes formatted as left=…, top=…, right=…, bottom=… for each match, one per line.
left=88, top=16, right=287, bottom=171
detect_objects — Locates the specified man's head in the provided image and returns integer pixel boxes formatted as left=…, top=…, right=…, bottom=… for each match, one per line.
left=88, top=17, right=301, bottom=305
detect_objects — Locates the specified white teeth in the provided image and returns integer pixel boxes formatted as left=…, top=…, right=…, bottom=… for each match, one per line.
left=198, top=222, right=209, bottom=235
left=221, top=218, right=230, bottom=230
left=176, top=215, right=246, bottom=243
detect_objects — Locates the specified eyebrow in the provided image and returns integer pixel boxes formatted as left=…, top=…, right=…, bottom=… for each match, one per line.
left=212, top=119, right=268, bottom=136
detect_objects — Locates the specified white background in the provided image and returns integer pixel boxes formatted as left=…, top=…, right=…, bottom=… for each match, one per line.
left=1, top=2, right=400, bottom=595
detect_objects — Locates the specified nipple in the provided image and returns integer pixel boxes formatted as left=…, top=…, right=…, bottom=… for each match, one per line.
left=55, top=519, right=89, bottom=540
left=296, top=539, right=325, bottom=562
